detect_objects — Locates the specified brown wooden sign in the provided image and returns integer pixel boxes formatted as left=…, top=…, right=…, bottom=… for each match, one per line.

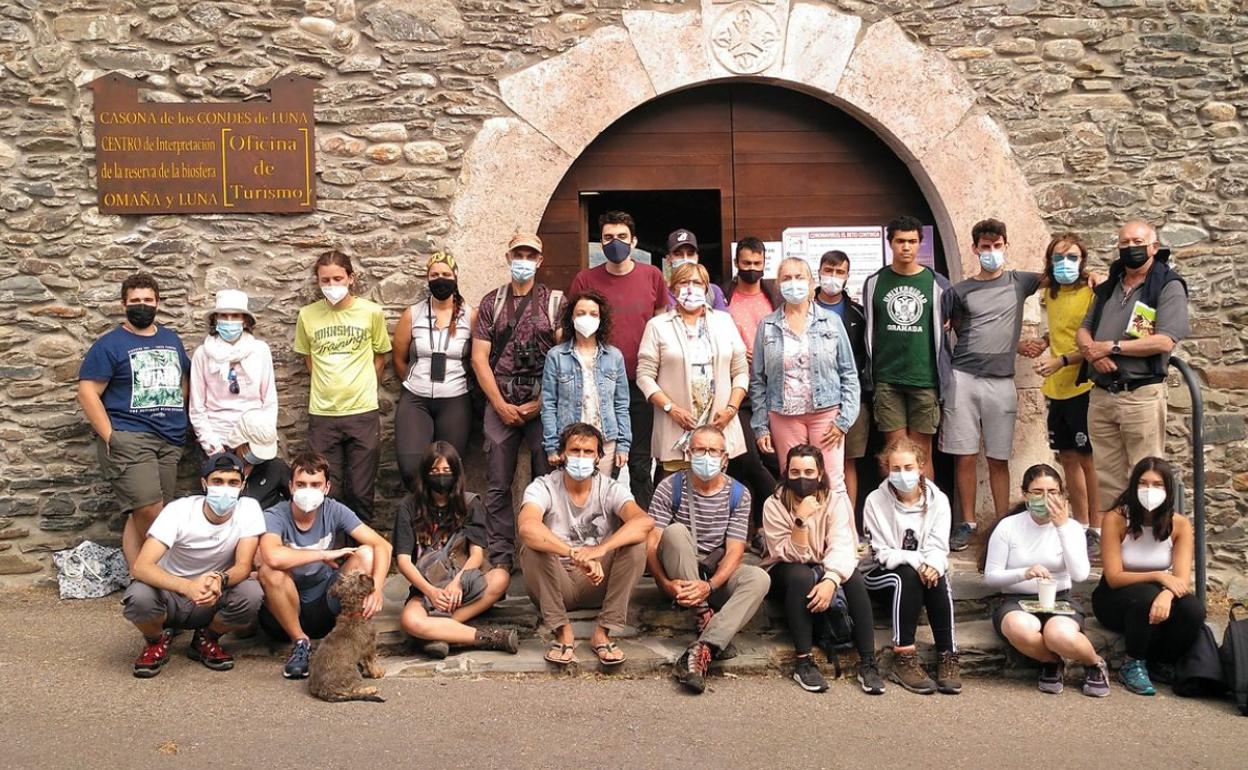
left=89, top=73, right=318, bottom=214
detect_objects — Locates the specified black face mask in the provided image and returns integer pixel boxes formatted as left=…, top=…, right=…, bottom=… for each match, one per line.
left=125, top=304, right=157, bottom=329
left=603, top=239, right=631, bottom=264
left=428, top=278, right=457, bottom=301
left=427, top=474, right=455, bottom=494
left=787, top=476, right=821, bottom=499
left=1118, top=245, right=1151, bottom=269
left=738, top=269, right=763, bottom=285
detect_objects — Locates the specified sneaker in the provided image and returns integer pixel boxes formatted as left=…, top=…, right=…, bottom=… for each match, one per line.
left=889, top=650, right=936, bottom=694
left=133, top=631, right=173, bottom=678
left=857, top=657, right=886, bottom=695
left=1038, top=661, right=1065, bottom=694
left=423, top=640, right=450, bottom=659
left=713, top=642, right=738, bottom=661
left=474, top=627, right=520, bottom=654
left=283, top=638, right=311, bottom=679
left=1085, top=528, right=1101, bottom=558
left=1083, top=659, right=1110, bottom=698
left=675, top=642, right=713, bottom=694
left=1148, top=661, right=1176, bottom=685
left=792, top=655, right=829, bottom=692
left=187, top=629, right=234, bottom=671
left=1118, top=658, right=1156, bottom=695
left=950, top=522, right=977, bottom=552
left=936, top=650, right=962, bottom=694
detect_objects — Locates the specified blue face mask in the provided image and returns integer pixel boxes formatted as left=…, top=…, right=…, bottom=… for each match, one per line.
left=889, top=470, right=920, bottom=493
left=242, top=450, right=261, bottom=465
left=204, top=484, right=240, bottom=515
left=1053, top=259, right=1081, bottom=285
left=780, top=279, right=809, bottom=304
left=565, top=456, right=596, bottom=481
left=691, top=454, right=722, bottom=482
left=603, top=239, right=631, bottom=264
left=978, top=249, right=1005, bottom=272
left=510, top=259, right=538, bottom=283
left=216, top=320, right=244, bottom=342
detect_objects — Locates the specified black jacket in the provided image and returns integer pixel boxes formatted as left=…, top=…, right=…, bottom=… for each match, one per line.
left=722, top=277, right=782, bottom=308
left=821, top=294, right=869, bottom=396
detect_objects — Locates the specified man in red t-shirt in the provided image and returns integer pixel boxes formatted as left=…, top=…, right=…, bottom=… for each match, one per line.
left=569, top=211, right=669, bottom=508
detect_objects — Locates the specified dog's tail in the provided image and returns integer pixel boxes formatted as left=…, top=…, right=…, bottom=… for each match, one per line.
left=313, top=688, right=385, bottom=703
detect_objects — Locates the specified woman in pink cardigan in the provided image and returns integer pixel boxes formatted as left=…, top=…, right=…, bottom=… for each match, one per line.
left=189, top=289, right=278, bottom=456
left=761, top=444, right=882, bottom=695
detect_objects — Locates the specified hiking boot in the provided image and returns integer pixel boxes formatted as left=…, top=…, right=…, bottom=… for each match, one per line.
left=890, top=651, right=936, bottom=694
left=1083, top=659, right=1110, bottom=698
left=1118, top=658, right=1155, bottom=695
left=694, top=606, right=715, bottom=634
left=857, top=656, right=886, bottom=695
left=936, top=651, right=962, bottom=694
left=133, top=631, right=173, bottom=678
left=675, top=641, right=713, bottom=694
left=949, top=522, right=976, bottom=552
left=1038, top=661, right=1065, bottom=694
left=474, top=628, right=519, bottom=654
left=792, top=655, right=828, bottom=693
left=423, top=640, right=450, bottom=659
left=187, top=629, right=234, bottom=671
left=713, top=642, right=738, bottom=661
left=283, top=638, right=311, bottom=679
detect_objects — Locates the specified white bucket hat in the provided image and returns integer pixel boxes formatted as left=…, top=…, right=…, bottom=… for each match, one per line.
left=226, top=409, right=278, bottom=461
left=209, top=289, right=255, bottom=322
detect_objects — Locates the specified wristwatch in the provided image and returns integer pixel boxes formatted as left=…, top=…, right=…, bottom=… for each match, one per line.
left=1111, top=340, right=1122, bottom=355
left=794, top=517, right=806, bottom=528
left=663, top=402, right=673, bottom=414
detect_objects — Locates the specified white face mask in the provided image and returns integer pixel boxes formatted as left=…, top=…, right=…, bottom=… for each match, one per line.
left=889, top=470, right=920, bottom=493
left=820, top=275, right=846, bottom=296
left=677, top=286, right=706, bottom=311
left=1137, top=486, right=1167, bottom=512
left=321, top=284, right=349, bottom=305
left=670, top=257, right=696, bottom=270
left=292, top=487, right=326, bottom=512
left=780, top=279, right=810, bottom=304
left=573, top=314, right=600, bottom=338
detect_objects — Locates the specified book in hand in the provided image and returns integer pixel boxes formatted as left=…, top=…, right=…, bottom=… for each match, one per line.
left=1019, top=599, right=1079, bottom=615
left=1125, top=300, right=1156, bottom=339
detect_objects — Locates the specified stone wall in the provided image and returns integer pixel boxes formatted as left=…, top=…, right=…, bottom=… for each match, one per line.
left=0, top=1, right=1244, bottom=593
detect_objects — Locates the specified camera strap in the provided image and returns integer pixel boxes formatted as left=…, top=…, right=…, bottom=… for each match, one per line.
left=489, top=284, right=535, bottom=371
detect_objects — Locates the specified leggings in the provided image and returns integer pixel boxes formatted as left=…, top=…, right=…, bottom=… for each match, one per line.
left=394, top=389, right=473, bottom=491
left=767, top=563, right=876, bottom=658
left=1091, top=578, right=1206, bottom=662
left=862, top=564, right=957, bottom=652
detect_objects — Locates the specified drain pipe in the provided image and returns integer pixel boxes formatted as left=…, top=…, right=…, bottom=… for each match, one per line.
left=1169, top=357, right=1206, bottom=606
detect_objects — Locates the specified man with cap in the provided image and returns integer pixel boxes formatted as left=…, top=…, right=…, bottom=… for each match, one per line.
left=471, top=233, right=565, bottom=571
left=665, top=229, right=728, bottom=311
left=122, top=452, right=266, bottom=678
left=227, top=408, right=290, bottom=511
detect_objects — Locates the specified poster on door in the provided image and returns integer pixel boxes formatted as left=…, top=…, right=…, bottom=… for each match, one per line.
left=781, top=226, right=886, bottom=303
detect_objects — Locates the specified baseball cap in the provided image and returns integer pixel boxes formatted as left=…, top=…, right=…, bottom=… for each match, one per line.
left=201, top=451, right=246, bottom=479
left=507, top=233, right=543, bottom=254
left=666, top=229, right=698, bottom=253
left=226, top=409, right=279, bottom=461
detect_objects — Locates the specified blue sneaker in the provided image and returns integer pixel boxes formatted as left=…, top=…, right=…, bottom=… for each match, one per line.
left=950, top=522, right=977, bottom=552
left=284, top=638, right=311, bottom=679
left=1118, top=658, right=1155, bottom=695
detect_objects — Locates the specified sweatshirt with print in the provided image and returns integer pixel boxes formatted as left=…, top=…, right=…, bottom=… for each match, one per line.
left=863, top=478, right=952, bottom=577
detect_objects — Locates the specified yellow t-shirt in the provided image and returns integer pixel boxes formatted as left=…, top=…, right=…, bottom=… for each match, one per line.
left=1041, top=285, right=1094, bottom=401
left=294, top=297, right=392, bottom=416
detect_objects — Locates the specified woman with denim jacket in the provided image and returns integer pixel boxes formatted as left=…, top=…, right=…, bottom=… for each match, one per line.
left=751, top=257, right=860, bottom=489
left=540, top=290, right=631, bottom=477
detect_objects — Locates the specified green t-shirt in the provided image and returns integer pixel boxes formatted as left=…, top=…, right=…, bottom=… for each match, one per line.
left=871, top=267, right=936, bottom=388
left=294, top=297, right=392, bottom=416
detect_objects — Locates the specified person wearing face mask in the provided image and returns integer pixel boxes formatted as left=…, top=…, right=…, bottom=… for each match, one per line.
left=227, top=408, right=290, bottom=511
left=471, top=234, right=565, bottom=572
left=256, top=451, right=393, bottom=680
left=645, top=426, right=769, bottom=694
left=517, top=423, right=654, bottom=668
left=294, top=250, right=392, bottom=524
left=977, top=464, right=1108, bottom=697
left=762, top=445, right=883, bottom=695
left=189, top=289, right=277, bottom=460
left=569, top=211, right=670, bottom=510
left=1092, top=457, right=1203, bottom=695
left=637, top=262, right=750, bottom=488
left=395, top=442, right=518, bottom=659
left=121, top=453, right=265, bottom=678
left=393, top=252, right=477, bottom=491
left=79, top=273, right=192, bottom=567
left=1076, top=221, right=1189, bottom=545
left=664, top=229, right=728, bottom=310
left=861, top=438, right=960, bottom=695
left=541, top=291, right=631, bottom=477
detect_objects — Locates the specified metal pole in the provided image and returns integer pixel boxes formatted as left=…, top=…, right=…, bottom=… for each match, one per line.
left=1170, top=357, right=1206, bottom=606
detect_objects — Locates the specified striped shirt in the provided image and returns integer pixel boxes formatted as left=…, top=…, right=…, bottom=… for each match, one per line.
left=649, top=473, right=751, bottom=556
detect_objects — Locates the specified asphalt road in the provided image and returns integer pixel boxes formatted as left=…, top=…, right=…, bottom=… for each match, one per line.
left=2, top=589, right=1243, bottom=769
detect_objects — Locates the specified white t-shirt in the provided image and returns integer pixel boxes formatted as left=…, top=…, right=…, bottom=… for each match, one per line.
left=146, top=495, right=266, bottom=577
left=521, top=470, right=633, bottom=549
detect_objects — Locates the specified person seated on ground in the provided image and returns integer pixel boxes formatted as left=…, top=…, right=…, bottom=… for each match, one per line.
left=256, top=450, right=393, bottom=680
left=1092, top=456, right=1205, bottom=696
left=978, top=463, right=1108, bottom=697
left=861, top=438, right=961, bottom=695
left=646, top=425, right=769, bottom=694
left=394, top=441, right=518, bottom=659
left=227, top=408, right=290, bottom=511
left=761, top=445, right=884, bottom=695
left=122, top=452, right=265, bottom=678
left=517, top=422, right=654, bottom=668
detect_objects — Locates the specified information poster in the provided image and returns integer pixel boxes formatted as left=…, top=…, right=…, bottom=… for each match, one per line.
left=781, top=226, right=886, bottom=302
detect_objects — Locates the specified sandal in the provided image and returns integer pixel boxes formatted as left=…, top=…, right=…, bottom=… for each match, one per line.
left=544, top=642, right=575, bottom=666
left=591, top=641, right=626, bottom=667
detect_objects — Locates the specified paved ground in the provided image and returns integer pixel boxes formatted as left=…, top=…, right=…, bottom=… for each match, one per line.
left=2, top=589, right=1244, bottom=769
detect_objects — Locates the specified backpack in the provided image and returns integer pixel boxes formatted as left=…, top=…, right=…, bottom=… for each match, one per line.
left=1221, top=603, right=1248, bottom=715
left=1173, top=623, right=1226, bottom=699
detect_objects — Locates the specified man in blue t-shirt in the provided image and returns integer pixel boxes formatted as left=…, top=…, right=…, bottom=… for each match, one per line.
left=78, top=273, right=191, bottom=566
left=257, top=450, right=392, bottom=680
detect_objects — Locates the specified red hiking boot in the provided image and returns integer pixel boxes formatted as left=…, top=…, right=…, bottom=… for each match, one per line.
left=133, top=631, right=173, bottom=678
left=187, top=629, right=235, bottom=671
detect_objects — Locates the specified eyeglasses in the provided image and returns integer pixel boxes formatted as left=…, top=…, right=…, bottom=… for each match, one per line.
left=690, top=448, right=725, bottom=460
left=1052, top=253, right=1080, bottom=263
left=227, top=367, right=239, bottom=395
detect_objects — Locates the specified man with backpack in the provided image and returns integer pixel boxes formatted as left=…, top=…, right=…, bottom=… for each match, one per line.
left=471, top=234, right=565, bottom=572
left=645, top=425, right=770, bottom=694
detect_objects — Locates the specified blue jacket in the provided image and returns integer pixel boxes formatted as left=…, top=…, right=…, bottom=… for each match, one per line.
left=540, top=341, right=632, bottom=456
left=749, top=303, right=861, bottom=437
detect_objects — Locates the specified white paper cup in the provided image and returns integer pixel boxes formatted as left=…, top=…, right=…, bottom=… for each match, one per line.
left=1037, top=578, right=1057, bottom=609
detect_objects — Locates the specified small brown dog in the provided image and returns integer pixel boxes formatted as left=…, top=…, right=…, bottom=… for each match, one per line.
left=308, top=570, right=386, bottom=703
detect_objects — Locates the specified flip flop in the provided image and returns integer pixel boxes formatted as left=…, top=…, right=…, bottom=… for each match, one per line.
left=544, top=642, right=575, bottom=666
left=591, top=641, right=626, bottom=667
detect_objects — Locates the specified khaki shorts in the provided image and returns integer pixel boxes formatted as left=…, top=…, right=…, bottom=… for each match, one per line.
left=844, top=402, right=871, bottom=459
left=96, top=430, right=181, bottom=512
left=873, top=382, right=940, bottom=435
left=938, top=369, right=1018, bottom=460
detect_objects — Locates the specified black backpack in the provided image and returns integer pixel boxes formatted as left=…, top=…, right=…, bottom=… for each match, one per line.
left=1173, top=624, right=1226, bottom=699
left=1221, top=603, right=1248, bottom=715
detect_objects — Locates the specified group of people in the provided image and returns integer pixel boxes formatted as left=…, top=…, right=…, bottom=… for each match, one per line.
left=78, top=210, right=1203, bottom=698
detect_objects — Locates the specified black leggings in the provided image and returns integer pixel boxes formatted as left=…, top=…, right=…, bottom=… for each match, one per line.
left=395, top=389, right=473, bottom=491
left=1091, top=578, right=1206, bottom=662
left=862, top=564, right=956, bottom=652
left=767, top=563, right=876, bottom=658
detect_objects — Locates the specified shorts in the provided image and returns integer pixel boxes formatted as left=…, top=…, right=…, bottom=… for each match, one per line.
left=258, top=570, right=343, bottom=641
left=1046, top=392, right=1093, bottom=454
left=845, top=401, right=871, bottom=460
left=97, top=430, right=182, bottom=512
left=991, top=593, right=1086, bottom=638
left=405, top=568, right=488, bottom=616
left=938, top=370, right=1017, bottom=459
left=122, top=579, right=263, bottom=630
left=873, top=382, right=940, bottom=435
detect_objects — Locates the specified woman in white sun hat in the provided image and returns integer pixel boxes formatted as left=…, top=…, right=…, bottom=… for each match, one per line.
left=190, top=289, right=278, bottom=457
left=227, top=408, right=290, bottom=511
